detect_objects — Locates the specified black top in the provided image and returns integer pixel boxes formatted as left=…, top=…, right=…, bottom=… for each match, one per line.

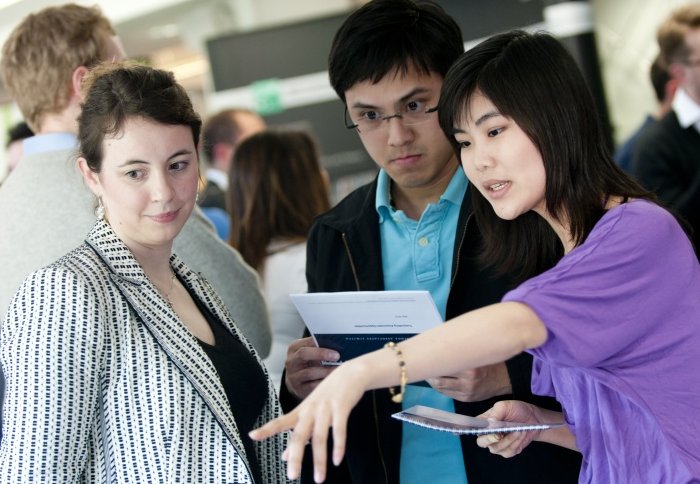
left=194, top=296, right=267, bottom=484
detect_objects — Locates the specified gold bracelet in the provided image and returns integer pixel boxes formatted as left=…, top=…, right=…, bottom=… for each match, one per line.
left=385, top=341, right=407, bottom=403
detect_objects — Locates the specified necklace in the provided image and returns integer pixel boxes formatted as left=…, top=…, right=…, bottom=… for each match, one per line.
left=153, top=268, right=177, bottom=307
left=164, top=269, right=176, bottom=307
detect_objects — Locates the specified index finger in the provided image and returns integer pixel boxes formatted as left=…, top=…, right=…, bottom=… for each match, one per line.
left=249, top=413, right=296, bottom=441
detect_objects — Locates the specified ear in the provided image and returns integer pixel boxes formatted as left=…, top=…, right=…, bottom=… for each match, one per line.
left=665, top=77, right=680, bottom=101
left=668, top=62, right=687, bottom=84
left=77, top=156, right=102, bottom=197
left=71, top=65, right=90, bottom=102
left=212, top=142, right=235, bottom=168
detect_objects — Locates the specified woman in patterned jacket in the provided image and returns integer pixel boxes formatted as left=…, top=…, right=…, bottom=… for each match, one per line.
left=0, top=62, right=289, bottom=483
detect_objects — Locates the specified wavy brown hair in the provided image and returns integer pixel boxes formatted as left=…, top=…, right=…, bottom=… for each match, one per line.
left=227, top=130, right=330, bottom=271
left=1, top=4, right=116, bottom=132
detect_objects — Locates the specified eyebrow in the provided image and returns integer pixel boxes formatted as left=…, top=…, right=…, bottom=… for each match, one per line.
left=349, top=87, right=432, bottom=110
left=474, top=110, right=502, bottom=126
left=451, top=110, right=503, bottom=136
left=117, top=149, right=194, bottom=168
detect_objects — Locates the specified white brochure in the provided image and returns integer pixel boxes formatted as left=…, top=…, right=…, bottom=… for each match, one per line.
left=393, top=405, right=566, bottom=435
left=290, top=290, right=443, bottom=363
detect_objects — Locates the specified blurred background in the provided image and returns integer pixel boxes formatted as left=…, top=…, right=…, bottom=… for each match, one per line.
left=0, top=0, right=696, bottom=197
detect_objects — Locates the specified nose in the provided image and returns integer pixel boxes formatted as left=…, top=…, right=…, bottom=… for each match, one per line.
left=386, top=116, right=414, bottom=147
left=151, top=171, right=175, bottom=203
left=471, top=143, right=494, bottom=173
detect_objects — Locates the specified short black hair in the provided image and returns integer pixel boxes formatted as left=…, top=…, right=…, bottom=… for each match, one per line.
left=649, top=55, right=670, bottom=103
left=328, top=0, right=463, bottom=102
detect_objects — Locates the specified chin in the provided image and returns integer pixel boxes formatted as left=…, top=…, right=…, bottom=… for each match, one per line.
left=492, top=206, right=522, bottom=221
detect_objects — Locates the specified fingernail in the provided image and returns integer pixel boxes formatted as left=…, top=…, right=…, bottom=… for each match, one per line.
left=327, top=351, right=340, bottom=361
left=315, top=471, right=324, bottom=483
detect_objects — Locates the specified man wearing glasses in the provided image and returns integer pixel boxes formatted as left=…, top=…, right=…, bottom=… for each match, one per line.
left=632, top=4, right=700, bottom=256
left=279, top=1, right=581, bottom=483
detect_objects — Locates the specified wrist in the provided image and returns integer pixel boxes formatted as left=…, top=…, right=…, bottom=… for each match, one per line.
left=342, top=356, right=375, bottom=392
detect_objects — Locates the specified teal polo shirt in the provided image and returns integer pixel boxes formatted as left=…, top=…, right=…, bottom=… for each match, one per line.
left=376, top=167, right=469, bottom=484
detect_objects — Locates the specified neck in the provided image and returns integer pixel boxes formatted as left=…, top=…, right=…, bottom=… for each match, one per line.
left=37, top=108, right=79, bottom=135
left=129, top=243, right=174, bottom=285
left=535, top=207, right=575, bottom=254
left=391, top=161, right=458, bottom=220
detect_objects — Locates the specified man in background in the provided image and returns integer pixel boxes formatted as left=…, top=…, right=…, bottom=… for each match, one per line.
left=200, top=108, right=266, bottom=212
left=632, top=4, right=700, bottom=255
left=614, top=55, right=677, bottom=171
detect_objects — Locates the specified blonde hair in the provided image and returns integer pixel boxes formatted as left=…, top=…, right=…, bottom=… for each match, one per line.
left=1, top=4, right=115, bottom=131
left=657, top=4, right=700, bottom=67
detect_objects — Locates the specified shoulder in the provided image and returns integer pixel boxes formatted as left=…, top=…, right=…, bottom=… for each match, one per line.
left=18, top=244, right=107, bottom=297
left=315, top=179, right=376, bottom=227
left=174, top=210, right=248, bottom=273
left=598, top=200, right=680, bottom=243
left=3, top=244, right=109, bottom=337
left=634, top=112, right=680, bottom=149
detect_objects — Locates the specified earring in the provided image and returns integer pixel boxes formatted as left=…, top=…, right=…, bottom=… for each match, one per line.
left=95, top=197, right=105, bottom=220
left=195, top=192, right=200, bottom=204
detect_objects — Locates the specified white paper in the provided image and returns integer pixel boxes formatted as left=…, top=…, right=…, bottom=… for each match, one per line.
left=290, top=290, right=443, bottom=362
left=393, top=405, right=566, bottom=435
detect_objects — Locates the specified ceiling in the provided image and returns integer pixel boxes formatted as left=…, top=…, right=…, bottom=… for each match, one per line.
left=0, top=0, right=355, bottom=104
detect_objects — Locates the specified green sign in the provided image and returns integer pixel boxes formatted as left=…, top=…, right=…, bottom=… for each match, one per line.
left=251, top=78, right=283, bottom=115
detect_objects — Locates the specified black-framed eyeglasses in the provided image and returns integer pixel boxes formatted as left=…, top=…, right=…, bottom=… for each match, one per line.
left=344, top=103, right=438, bottom=133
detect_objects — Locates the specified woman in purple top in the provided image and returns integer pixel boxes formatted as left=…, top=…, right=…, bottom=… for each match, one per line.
left=251, top=30, right=700, bottom=483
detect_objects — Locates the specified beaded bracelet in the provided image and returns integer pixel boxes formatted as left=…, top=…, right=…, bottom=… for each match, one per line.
left=385, top=341, right=407, bottom=403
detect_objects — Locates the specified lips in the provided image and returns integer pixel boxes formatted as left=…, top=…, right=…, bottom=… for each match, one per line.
left=150, top=209, right=179, bottom=223
left=391, top=154, right=421, bottom=165
left=483, top=180, right=510, bottom=192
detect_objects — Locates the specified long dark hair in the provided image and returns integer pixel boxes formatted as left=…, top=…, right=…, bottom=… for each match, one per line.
left=227, top=130, right=330, bottom=271
left=438, top=30, right=656, bottom=282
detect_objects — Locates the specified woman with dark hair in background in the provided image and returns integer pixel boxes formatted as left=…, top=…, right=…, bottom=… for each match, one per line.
left=228, top=130, right=330, bottom=388
left=251, top=31, right=700, bottom=483
left=0, top=62, right=288, bottom=483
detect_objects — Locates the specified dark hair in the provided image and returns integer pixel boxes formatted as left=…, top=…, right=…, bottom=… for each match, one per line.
left=439, top=30, right=656, bottom=282
left=201, top=108, right=263, bottom=164
left=649, top=55, right=671, bottom=103
left=227, top=130, right=331, bottom=271
left=6, top=121, right=33, bottom=148
left=78, top=62, right=201, bottom=172
left=328, top=0, right=463, bottom=101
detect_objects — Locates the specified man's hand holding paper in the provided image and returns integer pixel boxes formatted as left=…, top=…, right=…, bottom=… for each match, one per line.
left=284, top=337, right=340, bottom=400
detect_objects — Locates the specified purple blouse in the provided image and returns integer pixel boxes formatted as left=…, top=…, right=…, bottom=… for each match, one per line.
left=504, top=200, right=700, bottom=483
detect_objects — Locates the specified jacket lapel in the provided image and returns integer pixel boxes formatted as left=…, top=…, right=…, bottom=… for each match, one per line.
left=85, top=221, right=248, bottom=458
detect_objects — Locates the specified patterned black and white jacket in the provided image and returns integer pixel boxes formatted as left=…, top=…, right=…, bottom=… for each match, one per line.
left=0, top=220, right=289, bottom=483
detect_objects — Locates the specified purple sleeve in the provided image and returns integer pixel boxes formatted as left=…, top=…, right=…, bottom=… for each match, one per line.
left=504, top=201, right=698, bottom=368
